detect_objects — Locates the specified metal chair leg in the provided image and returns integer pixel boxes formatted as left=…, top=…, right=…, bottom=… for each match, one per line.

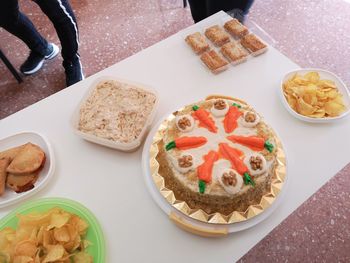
left=0, top=49, right=23, bottom=83
left=183, top=0, right=187, bottom=8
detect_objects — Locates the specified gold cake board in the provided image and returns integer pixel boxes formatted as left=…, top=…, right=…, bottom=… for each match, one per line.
left=142, top=95, right=288, bottom=237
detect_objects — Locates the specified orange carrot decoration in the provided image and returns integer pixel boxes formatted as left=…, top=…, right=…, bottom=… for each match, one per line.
left=219, top=143, right=248, bottom=175
left=219, top=143, right=254, bottom=186
left=165, top=136, right=207, bottom=151
left=197, top=150, right=219, bottom=185
left=227, top=135, right=274, bottom=153
left=192, top=105, right=217, bottom=133
left=223, top=106, right=243, bottom=133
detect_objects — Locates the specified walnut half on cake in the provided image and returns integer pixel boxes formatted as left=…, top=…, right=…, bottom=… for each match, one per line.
left=155, top=98, right=279, bottom=216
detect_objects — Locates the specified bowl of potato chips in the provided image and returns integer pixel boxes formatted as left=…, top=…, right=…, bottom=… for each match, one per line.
left=280, top=69, right=350, bottom=123
left=0, top=197, right=105, bottom=262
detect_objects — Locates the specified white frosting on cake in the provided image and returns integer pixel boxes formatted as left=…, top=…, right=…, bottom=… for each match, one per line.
left=164, top=100, right=275, bottom=196
left=180, top=115, right=257, bottom=163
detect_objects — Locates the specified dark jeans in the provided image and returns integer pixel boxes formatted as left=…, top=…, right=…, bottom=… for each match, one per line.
left=0, top=0, right=79, bottom=63
left=188, top=0, right=255, bottom=23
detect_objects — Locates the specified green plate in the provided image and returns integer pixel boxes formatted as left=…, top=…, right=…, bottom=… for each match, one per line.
left=0, top=197, right=106, bottom=262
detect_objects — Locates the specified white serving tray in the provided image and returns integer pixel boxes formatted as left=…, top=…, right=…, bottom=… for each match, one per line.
left=0, top=132, right=55, bottom=208
left=71, top=76, right=159, bottom=152
left=280, top=68, right=350, bottom=123
left=142, top=116, right=289, bottom=237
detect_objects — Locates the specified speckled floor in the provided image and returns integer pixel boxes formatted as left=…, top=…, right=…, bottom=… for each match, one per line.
left=1, top=0, right=350, bottom=261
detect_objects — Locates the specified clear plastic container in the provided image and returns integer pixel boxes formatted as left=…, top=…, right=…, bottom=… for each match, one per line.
left=71, top=76, right=159, bottom=151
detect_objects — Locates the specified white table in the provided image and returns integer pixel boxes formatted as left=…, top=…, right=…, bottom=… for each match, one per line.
left=1, top=11, right=350, bottom=262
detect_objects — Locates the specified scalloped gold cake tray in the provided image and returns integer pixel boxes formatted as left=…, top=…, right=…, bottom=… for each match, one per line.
left=143, top=95, right=287, bottom=236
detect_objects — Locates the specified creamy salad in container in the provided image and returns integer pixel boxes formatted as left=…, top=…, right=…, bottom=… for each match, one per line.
left=71, top=77, right=158, bottom=151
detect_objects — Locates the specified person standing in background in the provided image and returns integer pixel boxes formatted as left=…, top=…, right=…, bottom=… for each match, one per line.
left=188, top=0, right=255, bottom=23
left=0, top=0, right=84, bottom=87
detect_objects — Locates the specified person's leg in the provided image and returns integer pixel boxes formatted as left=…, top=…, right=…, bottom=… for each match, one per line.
left=236, top=0, right=255, bottom=15
left=206, top=0, right=237, bottom=16
left=0, top=0, right=59, bottom=74
left=187, top=0, right=208, bottom=23
left=34, top=0, right=83, bottom=86
left=0, top=0, right=48, bottom=57
left=205, top=0, right=255, bottom=23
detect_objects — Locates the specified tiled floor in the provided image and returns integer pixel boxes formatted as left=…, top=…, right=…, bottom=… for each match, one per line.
left=0, top=0, right=193, bottom=118
left=1, top=0, right=350, bottom=261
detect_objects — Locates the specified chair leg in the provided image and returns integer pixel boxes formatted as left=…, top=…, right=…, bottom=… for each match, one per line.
left=183, top=0, right=187, bottom=8
left=0, top=49, right=23, bottom=84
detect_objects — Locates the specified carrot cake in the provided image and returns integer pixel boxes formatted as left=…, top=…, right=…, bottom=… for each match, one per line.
left=155, top=98, right=277, bottom=215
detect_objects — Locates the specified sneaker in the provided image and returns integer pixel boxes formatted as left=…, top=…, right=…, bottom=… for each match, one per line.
left=63, top=59, right=84, bottom=87
left=20, top=43, right=59, bottom=75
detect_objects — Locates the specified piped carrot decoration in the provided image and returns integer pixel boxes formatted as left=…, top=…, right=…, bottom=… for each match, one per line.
left=223, top=105, right=243, bottom=133
left=219, top=143, right=254, bottom=186
left=165, top=136, right=207, bottom=151
left=192, top=105, right=218, bottom=133
left=197, top=151, right=219, bottom=193
left=227, top=135, right=274, bottom=153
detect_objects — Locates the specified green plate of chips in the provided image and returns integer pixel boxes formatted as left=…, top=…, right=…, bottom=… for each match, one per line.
left=0, top=197, right=105, bottom=262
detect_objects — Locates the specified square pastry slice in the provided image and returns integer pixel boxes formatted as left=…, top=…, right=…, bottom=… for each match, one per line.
left=185, top=32, right=210, bottom=55
left=200, top=50, right=229, bottom=74
left=220, top=41, right=248, bottom=65
left=224, top=18, right=249, bottom=38
left=240, top=34, right=268, bottom=56
left=205, top=25, right=230, bottom=47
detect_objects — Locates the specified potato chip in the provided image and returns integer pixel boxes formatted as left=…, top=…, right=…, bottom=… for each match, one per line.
left=53, top=226, right=70, bottom=242
left=325, top=101, right=346, bottom=116
left=296, top=97, right=315, bottom=115
left=47, top=212, right=71, bottom=230
left=0, top=208, right=92, bottom=263
left=304, top=72, right=320, bottom=83
left=13, top=256, right=34, bottom=263
left=43, top=245, right=65, bottom=263
left=14, top=240, right=37, bottom=257
left=283, top=71, right=347, bottom=118
left=73, top=252, right=93, bottom=263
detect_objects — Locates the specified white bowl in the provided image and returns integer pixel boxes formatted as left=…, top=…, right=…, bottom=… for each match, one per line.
left=280, top=68, right=350, bottom=123
left=71, top=76, right=159, bottom=152
left=0, top=132, right=55, bottom=208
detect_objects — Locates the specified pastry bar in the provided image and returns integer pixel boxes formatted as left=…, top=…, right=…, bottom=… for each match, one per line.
left=200, top=50, right=229, bottom=74
left=185, top=32, right=210, bottom=55
left=155, top=98, right=277, bottom=215
left=204, top=25, right=230, bottom=47
left=240, top=33, right=268, bottom=56
left=220, top=41, right=249, bottom=65
left=224, top=18, right=249, bottom=38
